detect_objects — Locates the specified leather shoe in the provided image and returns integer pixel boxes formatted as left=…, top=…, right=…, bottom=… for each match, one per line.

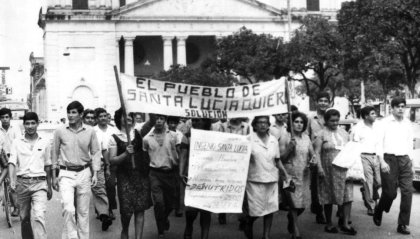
left=367, top=208, right=374, bottom=216
left=373, top=205, right=382, bottom=226
left=397, top=225, right=410, bottom=235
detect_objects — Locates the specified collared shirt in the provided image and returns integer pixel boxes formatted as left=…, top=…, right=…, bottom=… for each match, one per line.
left=219, top=121, right=250, bottom=135
left=9, top=135, right=52, bottom=177
left=269, top=123, right=287, bottom=141
left=0, top=125, right=22, bottom=154
left=307, top=113, right=325, bottom=141
left=351, top=120, right=378, bottom=154
left=143, top=129, right=178, bottom=170
left=52, top=124, right=101, bottom=171
left=248, top=132, right=280, bottom=183
left=376, top=115, right=414, bottom=158
left=94, top=125, right=118, bottom=152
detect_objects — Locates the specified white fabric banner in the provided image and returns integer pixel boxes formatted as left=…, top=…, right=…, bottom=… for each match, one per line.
left=120, top=73, right=287, bottom=118
left=184, top=129, right=251, bottom=213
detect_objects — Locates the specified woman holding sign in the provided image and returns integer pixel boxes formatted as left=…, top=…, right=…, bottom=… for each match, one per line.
left=314, top=109, right=355, bottom=236
left=179, top=118, right=213, bottom=239
left=243, top=115, right=290, bottom=239
left=281, top=112, right=317, bottom=239
left=109, top=109, right=152, bottom=239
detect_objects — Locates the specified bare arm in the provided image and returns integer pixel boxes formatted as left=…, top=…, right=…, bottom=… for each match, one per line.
left=109, top=146, right=131, bottom=165
left=313, top=137, right=324, bottom=176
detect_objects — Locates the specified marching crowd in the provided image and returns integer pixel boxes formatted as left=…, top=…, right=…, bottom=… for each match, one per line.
left=0, top=91, right=415, bottom=239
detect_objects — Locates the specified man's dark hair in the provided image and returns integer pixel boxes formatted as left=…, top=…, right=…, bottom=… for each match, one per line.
left=0, top=108, right=12, bottom=117
left=391, top=97, right=406, bottom=108
left=360, top=106, right=376, bottom=119
left=114, top=108, right=134, bottom=130
left=316, top=91, right=331, bottom=102
left=324, top=109, right=341, bottom=123
left=83, top=109, right=95, bottom=119
left=287, top=111, right=308, bottom=133
left=23, top=112, right=39, bottom=123
left=167, top=116, right=180, bottom=124
left=94, top=107, right=107, bottom=118
left=67, top=101, right=84, bottom=114
left=291, top=105, right=298, bottom=112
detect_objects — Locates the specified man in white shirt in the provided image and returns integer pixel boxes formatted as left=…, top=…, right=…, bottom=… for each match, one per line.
left=0, top=107, right=21, bottom=217
left=351, top=106, right=381, bottom=216
left=8, top=112, right=52, bottom=239
left=83, top=108, right=113, bottom=231
left=373, top=97, right=414, bottom=235
left=94, top=108, right=119, bottom=221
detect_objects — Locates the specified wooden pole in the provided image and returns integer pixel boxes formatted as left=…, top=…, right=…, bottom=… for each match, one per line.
left=113, top=65, right=136, bottom=169
left=285, top=77, right=294, bottom=139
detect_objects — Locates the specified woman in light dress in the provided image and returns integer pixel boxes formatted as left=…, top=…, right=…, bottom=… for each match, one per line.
left=280, top=112, right=317, bottom=239
left=243, top=115, right=290, bottom=239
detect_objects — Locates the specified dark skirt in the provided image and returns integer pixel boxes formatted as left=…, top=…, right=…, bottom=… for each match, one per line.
left=117, top=170, right=152, bottom=217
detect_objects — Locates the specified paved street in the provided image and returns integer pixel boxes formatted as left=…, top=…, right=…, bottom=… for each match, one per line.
left=1, top=185, right=419, bottom=239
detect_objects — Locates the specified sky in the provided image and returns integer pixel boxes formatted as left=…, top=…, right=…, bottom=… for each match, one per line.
left=0, top=0, right=46, bottom=102
left=0, top=0, right=301, bottom=102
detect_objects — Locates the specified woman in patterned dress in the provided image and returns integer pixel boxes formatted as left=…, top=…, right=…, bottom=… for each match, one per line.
left=281, top=112, right=317, bottom=239
left=314, top=109, right=356, bottom=235
left=109, top=109, right=152, bottom=239
left=179, top=118, right=213, bottom=239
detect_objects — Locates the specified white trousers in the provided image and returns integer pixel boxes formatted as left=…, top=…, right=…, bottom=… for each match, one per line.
left=59, top=168, right=92, bottom=239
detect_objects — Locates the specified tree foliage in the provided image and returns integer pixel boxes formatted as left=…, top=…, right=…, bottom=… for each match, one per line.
left=338, top=0, right=420, bottom=98
left=285, top=15, right=343, bottom=100
left=216, top=27, right=289, bottom=82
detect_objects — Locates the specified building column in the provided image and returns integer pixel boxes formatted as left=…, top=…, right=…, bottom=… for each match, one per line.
left=116, top=38, right=121, bottom=72
left=176, top=36, right=188, bottom=66
left=124, top=36, right=135, bottom=75
left=163, top=36, right=174, bottom=70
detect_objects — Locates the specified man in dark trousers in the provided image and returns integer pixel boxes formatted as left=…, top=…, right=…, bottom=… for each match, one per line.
left=143, top=114, right=179, bottom=239
left=374, top=97, right=414, bottom=235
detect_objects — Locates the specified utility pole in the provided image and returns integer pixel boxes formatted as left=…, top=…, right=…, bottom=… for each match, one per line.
left=287, top=0, right=291, bottom=40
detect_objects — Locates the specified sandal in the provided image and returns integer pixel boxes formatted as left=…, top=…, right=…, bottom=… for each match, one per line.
left=324, top=226, right=338, bottom=233
left=341, top=226, right=357, bottom=236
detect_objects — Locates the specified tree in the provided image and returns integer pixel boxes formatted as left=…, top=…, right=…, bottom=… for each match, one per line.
left=338, top=0, right=420, bottom=98
left=216, top=27, right=289, bottom=83
left=285, top=15, right=343, bottom=100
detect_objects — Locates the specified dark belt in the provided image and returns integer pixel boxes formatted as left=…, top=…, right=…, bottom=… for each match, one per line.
left=59, top=164, right=90, bottom=172
left=17, top=176, right=46, bottom=181
left=384, top=153, right=408, bottom=157
left=150, top=167, right=174, bottom=173
left=361, top=153, right=376, bottom=156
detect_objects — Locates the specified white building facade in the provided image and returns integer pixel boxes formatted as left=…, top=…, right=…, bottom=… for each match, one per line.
left=39, top=0, right=348, bottom=120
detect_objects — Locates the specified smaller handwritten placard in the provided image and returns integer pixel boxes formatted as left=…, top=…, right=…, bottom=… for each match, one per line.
left=185, top=129, right=251, bottom=213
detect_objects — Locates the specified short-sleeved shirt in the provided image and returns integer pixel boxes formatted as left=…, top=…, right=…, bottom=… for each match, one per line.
left=94, top=125, right=118, bottom=152
left=248, top=132, right=280, bottom=183
left=351, top=121, right=378, bottom=154
left=0, top=125, right=21, bottom=155
left=218, top=121, right=250, bottom=135
left=143, top=129, right=178, bottom=170
left=9, top=136, right=52, bottom=177
left=52, top=124, right=101, bottom=171
left=269, top=123, right=287, bottom=141
left=307, top=113, right=325, bottom=141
